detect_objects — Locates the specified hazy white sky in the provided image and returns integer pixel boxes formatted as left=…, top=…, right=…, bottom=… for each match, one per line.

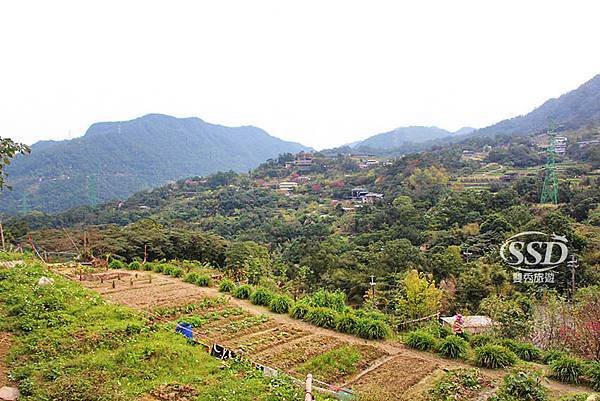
left=1, top=1, right=599, bottom=150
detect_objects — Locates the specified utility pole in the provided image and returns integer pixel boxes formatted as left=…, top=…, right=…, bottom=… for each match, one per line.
left=369, top=275, right=376, bottom=299
left=541, top=124, right=559, bottom=204
left=567, top=255, right=579, bottom=301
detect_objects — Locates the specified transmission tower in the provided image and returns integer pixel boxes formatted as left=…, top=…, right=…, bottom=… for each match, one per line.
left=540, top=125, right=559, bottom=204
left=87, top=175, right=98, bottom=207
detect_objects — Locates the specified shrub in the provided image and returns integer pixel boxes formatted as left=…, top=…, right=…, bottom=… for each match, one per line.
left=335, top=313, right=359, bottom=335
left=153, top=264, right=164, bottom=273
left=474, top=344, right=517, bottom=369
left=195, top=275, right=211, bottom=287
left=437, top=335, right=468, bottom=359
left=424, top=323, right=453, bottom=339
left=496, top=371, right=548, bottom=401
left=142, top=262, right=154, bottom=271
left=550, top=356, right=584, bottom=384
left=250, top=287, right=274, bottom=306
left=170, top=268, right=183, bottom=278
left=269, top=295, right=293, bottom=314
left=108, top=259, right=125, bottom=270
left=219, top=279, right=235, bottom=293
left=356, top=318, right=391, bottom=340
left=233, top=284, right=253, bottom=299
left=128, top=261, right=142, bottom=270
left=428, top=369, right=483, bottom=401
left=162, top=265, right=174, bottom=275
left=184, top=272, right=199, bottom=284
left=469, top=333, right=495, bottom=348
left=304, top=307, right=337, bottom=329
left=290, top=301, right=311, bottom=320
left=558, top=395, right=591, bottom=401
left=502, top=339, right=542, bottom=362
left=542, top=349, right=566, bottom=365
left=405, top=330, right=438, bottom=351
left=307, top=289, right=347, bottom=312
left=587, top=361, right=600, bottom=391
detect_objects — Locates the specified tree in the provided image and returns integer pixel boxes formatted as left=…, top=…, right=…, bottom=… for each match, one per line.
left=395, top=270, right=443, bottom=322
left=225, top=241, right=269, bottom=281
left=0, top=137, right=30, bottom=190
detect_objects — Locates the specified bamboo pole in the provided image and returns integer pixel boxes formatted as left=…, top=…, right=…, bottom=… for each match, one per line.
left=0, top=220, right=5, bottom=251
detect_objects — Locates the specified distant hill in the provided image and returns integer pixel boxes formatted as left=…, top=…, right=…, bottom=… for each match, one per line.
left=0, top=114, right=310, bottom=214
left=472, top=74, right=600, bottom=137
left=351, top=126, right=475, bottom=153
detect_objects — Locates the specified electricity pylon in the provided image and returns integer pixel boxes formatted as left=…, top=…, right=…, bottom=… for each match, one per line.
left=87, top=175, right=98, bottom=207
left=540, top=125, right=559, bottom=204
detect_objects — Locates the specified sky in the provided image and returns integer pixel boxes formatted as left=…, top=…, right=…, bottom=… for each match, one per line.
left=1, top=1, right=600, bottom=150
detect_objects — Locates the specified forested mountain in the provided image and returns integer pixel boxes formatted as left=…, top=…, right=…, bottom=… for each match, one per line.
left=471, top=74, right=600, bottom=137
left=354, top=126, right=473, bottom=151
left=0, top=114, right=310, bottom=214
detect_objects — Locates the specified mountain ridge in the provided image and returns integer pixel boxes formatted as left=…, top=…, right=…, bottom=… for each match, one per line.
left=0, top=114, right=310, bottom=214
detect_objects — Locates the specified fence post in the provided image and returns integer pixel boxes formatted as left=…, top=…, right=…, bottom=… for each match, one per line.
left=305, top=373, right=313, bottom=401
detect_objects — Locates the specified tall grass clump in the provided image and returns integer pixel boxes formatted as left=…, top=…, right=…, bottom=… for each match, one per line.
left=128, top=261, right=142, bottom=270
left=474, top=344, right=517, bottom=369
left=250, top=287, right=274, bottom=306
left=233, top=284, right=253, bottom=299
left=496, top=371, right=548, bottom=401
left=170, top=268, right=183, bottom=278
left=306, top=289, right=348, bottom=312
left=405, top=330, right=438, bottom=351
left=269, top=295, right=293, bottom=314
left=587, top=361, right=600, bottom=391
left=142, top=262, right=154, bottom=271
left=356, top=318, right=391, bottom=340
left=304, top=307, right=337, bottom=329
left=108, top=259, right=125, bottom=269
left=218, top=279, right=235, bottom=293
left=502, top=339, right=542, bottom=362
left=184, top=272, right=199, bottom=284
left=290, top=301, right=311, bottom=320
left=335, top=313, right=359, bottom=335
left=195, top=275, right=211, bottom=287
left=437, top=335, right=468, bottom=359
left=550, top=356, right=584, bottom=384
left=469, top=333, right=495, bottom=348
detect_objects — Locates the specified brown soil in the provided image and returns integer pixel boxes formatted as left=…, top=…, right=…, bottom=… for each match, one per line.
left=57, top=267, right=596, bottom=400
left=0, top=332, right=12, bottom=387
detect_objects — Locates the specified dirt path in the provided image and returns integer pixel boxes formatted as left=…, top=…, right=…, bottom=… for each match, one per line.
left=63, top=268, right=595, bottom=399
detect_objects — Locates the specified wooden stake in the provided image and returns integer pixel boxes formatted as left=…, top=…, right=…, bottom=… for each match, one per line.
left=0, top=220, right=5, bottom=251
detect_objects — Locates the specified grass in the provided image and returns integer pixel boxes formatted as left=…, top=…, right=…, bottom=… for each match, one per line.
left=0, top=261, right=330, bottom=401
left=296, top=345, right=362, bottom=382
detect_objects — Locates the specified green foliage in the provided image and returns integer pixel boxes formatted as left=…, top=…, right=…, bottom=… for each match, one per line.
left=493, top=371, right=548, bottom=401
left=587, top=361, right=600, bottom=391
left=395, top=270, right=443, bottom=322
left=304, top=307, right=338, bottom=329
left=542, top=349, right=566, bottom=365
left=170, top=267, right=183, bottom=278
left=269, top=295, right=293, bottom=314
left=142, top=262, right=154, bottom=271
left=128, top=261, right=142, bottom=270
left=335, top=313, right=359, bottom=335
left=305, top=289, right=348, bottom=312
left=405, top=330, right=438, bottom=351
left=428, top=369, right=484, bottom=401
left=296, top=345, right=362, bottom=383
left=469, top=334, right=495, bottom=348
left=502, top=340, right=542, bottom=362
left=550, top=356, right=584, bottom=384
left=219, top=279, right=235, bottom=293
left=162, top=264, right=174, bottom=275
left=153, top=263, right=165, bottom=273
left=290, top=301, right=311, bottom=320
left=233, top=284, right=253, bottom=299
left=356, top=318, right=391, bottom=340
left=0, top=136, right=30, bottom=190
left=184, top=272, right=200, bottom=284
left=250, top=287, right=274, bottom=307
left=109, top=259, right=125, bottom=269
left=195, top=274, right=211, bottom=287
left=437, top=335, right=468, bottom=359
left=474, top=344, right=517, bottom=369
left=0, top=261, right=307, bottom=400
left=558, top=394, right=591, bottom=401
